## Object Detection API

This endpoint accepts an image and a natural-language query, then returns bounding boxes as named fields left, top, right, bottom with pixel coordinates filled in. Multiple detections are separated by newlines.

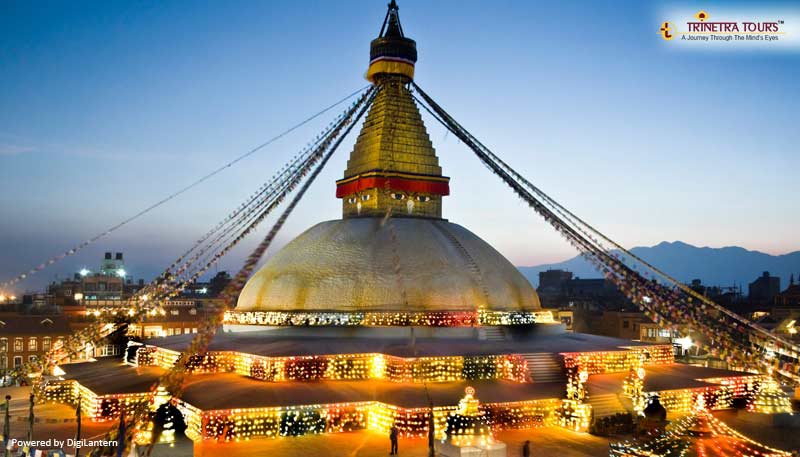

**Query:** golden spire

left=336, top=1, right=449, bottom=219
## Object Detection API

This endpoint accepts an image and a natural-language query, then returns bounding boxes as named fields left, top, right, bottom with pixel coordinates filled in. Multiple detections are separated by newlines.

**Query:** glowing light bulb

left=676, top=336, right=694, bottom=351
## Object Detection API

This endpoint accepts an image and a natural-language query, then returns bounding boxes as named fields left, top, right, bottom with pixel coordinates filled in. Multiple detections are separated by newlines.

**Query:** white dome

left=237, top=217, right=540, bottom=313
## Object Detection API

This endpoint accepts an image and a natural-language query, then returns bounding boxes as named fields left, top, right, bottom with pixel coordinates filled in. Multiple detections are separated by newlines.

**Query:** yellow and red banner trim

left=336, top=171, right=450, bottom=198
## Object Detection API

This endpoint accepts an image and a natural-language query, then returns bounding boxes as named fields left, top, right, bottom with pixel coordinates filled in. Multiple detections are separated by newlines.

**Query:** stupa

left=45, top=1, right=781, bottom=448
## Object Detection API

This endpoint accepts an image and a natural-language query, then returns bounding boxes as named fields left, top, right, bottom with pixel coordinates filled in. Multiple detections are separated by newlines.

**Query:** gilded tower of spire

left=336, top=0, right=450, bottom=219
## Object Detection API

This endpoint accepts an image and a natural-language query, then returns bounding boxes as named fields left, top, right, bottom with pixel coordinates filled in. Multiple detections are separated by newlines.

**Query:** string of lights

left=222, top=309, right=555, bottom=326
left=562, top=346, right=674, bottom=375
left=134, top=347, right=529, bottom=383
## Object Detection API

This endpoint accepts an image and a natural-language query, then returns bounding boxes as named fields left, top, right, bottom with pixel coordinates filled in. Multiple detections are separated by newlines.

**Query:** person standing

left=389, top=424, right=399, bottom=455
left=522, top=439, right=531, bottom=457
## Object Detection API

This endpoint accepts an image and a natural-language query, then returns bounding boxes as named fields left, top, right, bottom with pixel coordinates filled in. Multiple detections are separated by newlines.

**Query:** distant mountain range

left=517, top=241, right=800, bottom=291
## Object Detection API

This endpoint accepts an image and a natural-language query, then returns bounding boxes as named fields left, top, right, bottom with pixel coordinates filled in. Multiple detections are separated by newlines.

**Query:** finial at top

left=380, top=0, right=404, bottom=38
left=367, top=0, right=417, bottom=83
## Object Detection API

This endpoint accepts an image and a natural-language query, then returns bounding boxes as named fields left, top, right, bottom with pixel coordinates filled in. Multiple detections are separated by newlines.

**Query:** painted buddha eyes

left=390, top=193, right=430, bottom=202
left=351, top=193, right=429, bottom=203
left=348, top=195, right=371, bottom=204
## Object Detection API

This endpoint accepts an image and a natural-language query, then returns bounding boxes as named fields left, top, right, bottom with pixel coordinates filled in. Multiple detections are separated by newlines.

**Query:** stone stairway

left=478, top=326, right=507, bottom=341
left=433, top=221, right=490, bottom=299
left=520, top=352, right=566, bottom=383
left=587, top=393, right=632, bottom=418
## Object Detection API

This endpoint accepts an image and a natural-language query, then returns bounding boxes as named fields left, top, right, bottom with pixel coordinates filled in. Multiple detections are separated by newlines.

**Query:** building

left=550, top=308, right=574, bottom=331
left=126, top=303, right=212, bottom=339
left=47, top=3, right=780, bottom=449
left=639, top=323, right=678, bottom=344
left=0, top=314, right=71, bottom=374
left=748, top=271, right=780, bottom=305
left=44, top=250, right=228, bottom=342
left=536, top=269, right=628, bottom=311
left=774, top=275, right=800, bottom=307
left=99, top=251, right=126, bottom=276
left=46, top=252, right=135, bottom=309
left=597, top=310, right=650, bottom=341
left=537, top=269, right=573, bottom=295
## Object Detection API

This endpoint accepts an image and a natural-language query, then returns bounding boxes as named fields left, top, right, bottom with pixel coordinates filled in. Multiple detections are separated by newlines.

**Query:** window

left=192, top=328, right=198, bottom=334
left=42, top=337, right=51, bottom=351
left=189, top=309, right=197, bottom=315
left=13, top=356, right=22, bottom=368
left=360, top=194, right=371, bottom=201
left=28, top=337, right=37, bottom=351
left=391, top=193, right=405, bottom=200
left=0, top=356, right=6, bottom=369
left=622, top=320, right=629, bottom=328
left=28, top=355, right=37, bottom=363
left=416, top=195, right=431, bottom=202
left=99, top=345, right=119, bottom=357
left=347, top=197, right=357, bottom=204
left=14, top=338, right=23, bottom=352
left=0, top=338, right=6, bottom=353
left=170, top=309, right=180, bottom=316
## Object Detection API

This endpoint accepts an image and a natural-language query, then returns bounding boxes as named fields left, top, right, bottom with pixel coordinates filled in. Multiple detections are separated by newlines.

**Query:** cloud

left=0, top=144, right=35, bottom=156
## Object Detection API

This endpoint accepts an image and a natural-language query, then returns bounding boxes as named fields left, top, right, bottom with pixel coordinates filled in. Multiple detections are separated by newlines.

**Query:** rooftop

left=586, top=364, right=757, bottom=397
left=59, top=358, right=162, bottom=395
left=0, top=314, right=72, bottom=336
left=181, top=375, right=564, bottom=410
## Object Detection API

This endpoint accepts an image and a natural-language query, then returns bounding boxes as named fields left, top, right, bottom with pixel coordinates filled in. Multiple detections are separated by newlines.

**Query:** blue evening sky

left=1, top=1, right=798, bottom=292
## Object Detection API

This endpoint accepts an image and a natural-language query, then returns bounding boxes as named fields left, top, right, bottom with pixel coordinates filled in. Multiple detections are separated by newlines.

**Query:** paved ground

left=1, top=386, right=109, bottom=455
left=713, top=410, right=800, bottom=453
left=194, top=428, right=611, bottom=457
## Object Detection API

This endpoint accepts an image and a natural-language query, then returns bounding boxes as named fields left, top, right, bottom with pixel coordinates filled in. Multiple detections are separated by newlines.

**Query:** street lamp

left=27, top=393, right=34, bottom=447
left=3, top=394, right=10, bottom=457
left=75, top=393, right=82, bottom=457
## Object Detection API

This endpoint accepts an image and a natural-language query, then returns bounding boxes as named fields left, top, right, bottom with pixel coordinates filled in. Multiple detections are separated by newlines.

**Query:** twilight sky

left=1, top=1, right=798, bottom=293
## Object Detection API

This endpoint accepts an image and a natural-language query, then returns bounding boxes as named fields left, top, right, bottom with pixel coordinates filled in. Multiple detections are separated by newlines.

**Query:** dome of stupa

left=236, top=217, right=540, bottom=312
